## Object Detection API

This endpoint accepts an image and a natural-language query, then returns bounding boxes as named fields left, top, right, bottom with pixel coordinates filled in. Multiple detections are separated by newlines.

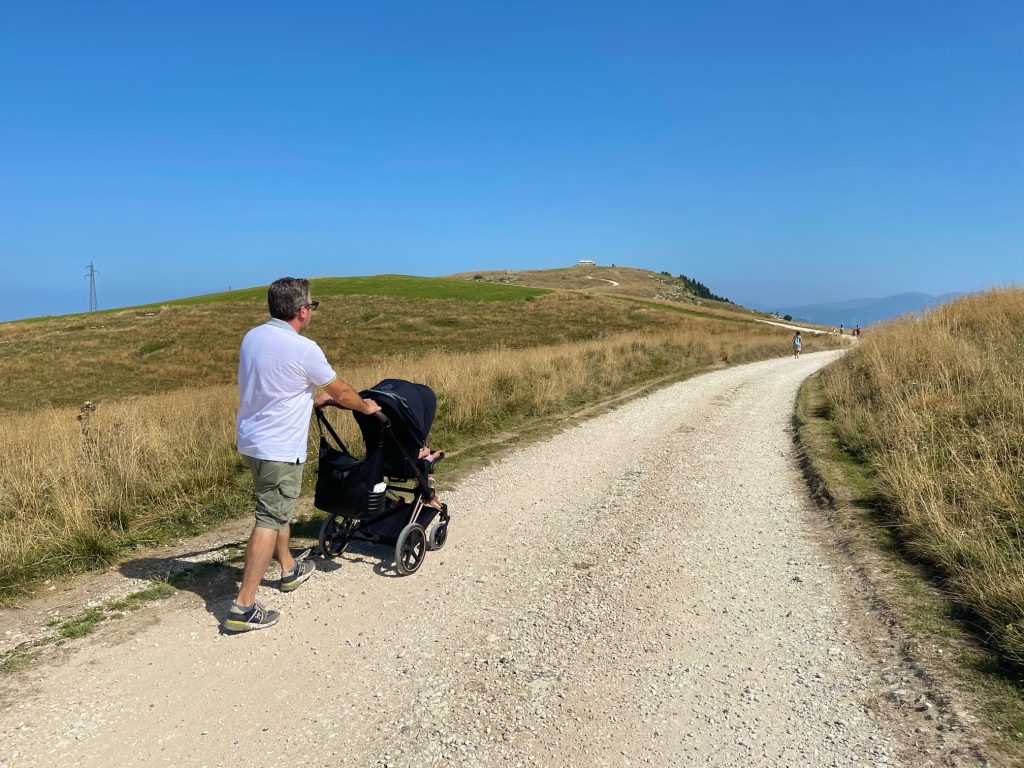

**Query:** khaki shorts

left=242, top=455, right=304, bottom=530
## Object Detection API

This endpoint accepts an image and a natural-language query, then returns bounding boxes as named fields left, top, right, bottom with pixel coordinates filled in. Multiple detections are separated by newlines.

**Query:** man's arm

left=315, top=377, right=380, bottom=415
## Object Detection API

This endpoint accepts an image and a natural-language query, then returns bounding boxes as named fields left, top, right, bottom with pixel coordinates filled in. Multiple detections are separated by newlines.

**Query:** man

left=224, top=277, right=380, bottom=632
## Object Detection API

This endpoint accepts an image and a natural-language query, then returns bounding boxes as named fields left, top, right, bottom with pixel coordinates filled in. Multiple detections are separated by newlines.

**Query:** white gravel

left=0, top=350, right=984, bottom=767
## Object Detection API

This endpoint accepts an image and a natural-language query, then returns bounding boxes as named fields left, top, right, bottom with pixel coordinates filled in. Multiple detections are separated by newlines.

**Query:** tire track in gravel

left=0, top=351, right=984, bottom=767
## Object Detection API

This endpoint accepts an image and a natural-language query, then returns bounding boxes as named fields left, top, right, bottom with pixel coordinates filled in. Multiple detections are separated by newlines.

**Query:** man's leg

left=235, top=525, right=277, bottom=607
left=277, top=519, right=317, bottom=593
left=236, top=457, right=313, bottom=600
left=234, top=455, right=295, bottom=606
left=275, top=524, right=296, bottom=574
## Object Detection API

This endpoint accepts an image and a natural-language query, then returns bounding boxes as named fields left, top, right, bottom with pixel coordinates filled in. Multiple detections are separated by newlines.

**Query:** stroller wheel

left=427, top=521, right=449, bottom=551
left=395, top=523, right=427, bottom=575
left=319, top=515, right=355, bottom=559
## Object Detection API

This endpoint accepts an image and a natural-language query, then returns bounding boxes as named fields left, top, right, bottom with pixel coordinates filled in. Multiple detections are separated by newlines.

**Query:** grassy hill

left=0, top=275, right=681, bottom=412
left=0, top=270, right=793, bottom=413
left=450, top=265, right=772, bottom=321
left=124, top=274, right=550, bottom=308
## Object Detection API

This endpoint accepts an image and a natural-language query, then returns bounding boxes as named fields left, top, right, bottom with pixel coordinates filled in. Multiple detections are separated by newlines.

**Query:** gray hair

left=267, top=277, right=310, bottom=320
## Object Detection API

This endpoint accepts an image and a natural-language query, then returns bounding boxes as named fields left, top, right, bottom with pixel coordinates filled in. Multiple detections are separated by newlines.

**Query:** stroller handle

left=373, top=410, right=391, bottom=427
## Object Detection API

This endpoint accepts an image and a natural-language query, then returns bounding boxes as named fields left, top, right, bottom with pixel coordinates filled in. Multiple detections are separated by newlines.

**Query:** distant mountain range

left=770, top=292, right=964, bottom=327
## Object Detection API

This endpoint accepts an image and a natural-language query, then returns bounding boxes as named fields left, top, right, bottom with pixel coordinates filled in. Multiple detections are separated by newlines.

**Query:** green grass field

left=145, top=275, right=550, bottom=307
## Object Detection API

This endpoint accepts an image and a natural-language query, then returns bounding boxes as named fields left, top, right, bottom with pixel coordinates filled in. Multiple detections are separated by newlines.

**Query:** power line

left=85, top=261, right=98, bottom=312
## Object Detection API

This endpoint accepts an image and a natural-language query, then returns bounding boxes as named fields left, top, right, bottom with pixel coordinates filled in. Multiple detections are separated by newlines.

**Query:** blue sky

left=1, top=1, right=1021, bottom=321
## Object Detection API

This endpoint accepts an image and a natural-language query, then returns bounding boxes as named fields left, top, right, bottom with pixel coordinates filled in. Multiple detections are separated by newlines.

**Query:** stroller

left=314, top=379, right=450, bottom=575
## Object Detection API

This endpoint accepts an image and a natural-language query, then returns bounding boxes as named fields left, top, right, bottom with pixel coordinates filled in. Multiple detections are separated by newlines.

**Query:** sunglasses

left=303, top=300, right=320, bottom=311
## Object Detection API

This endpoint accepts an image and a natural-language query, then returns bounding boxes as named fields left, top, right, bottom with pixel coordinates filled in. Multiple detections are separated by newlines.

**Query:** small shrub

left=139, top=340, right=173, bottom=355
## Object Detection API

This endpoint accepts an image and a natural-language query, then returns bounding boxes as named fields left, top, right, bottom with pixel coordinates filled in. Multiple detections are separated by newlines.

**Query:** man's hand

left=313, top=391, right=336, bottom=409
left=361, top=398, right=381, bottom=416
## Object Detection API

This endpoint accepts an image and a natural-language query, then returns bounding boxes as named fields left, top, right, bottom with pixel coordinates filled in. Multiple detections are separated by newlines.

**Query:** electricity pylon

left=85, top=261, right=98, bottom=312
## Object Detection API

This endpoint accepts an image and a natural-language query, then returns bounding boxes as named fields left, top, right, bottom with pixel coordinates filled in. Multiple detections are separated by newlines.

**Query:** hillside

left=450, top=265, right=773, bottom=323
left=817, top=288, right=1024, bottom=665
left=0, top=271, right=770, bottom=413
left=0, top=269, right=799, bottom=413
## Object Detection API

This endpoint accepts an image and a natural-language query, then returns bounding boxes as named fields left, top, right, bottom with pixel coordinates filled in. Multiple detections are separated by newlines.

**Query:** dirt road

left=0, top=351, right=982, bottom=767
left=753, top=318, right=832, bottom=335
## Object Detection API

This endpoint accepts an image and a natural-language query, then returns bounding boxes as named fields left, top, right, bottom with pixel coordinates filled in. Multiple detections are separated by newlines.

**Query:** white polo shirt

left=236, top=318, right=337, bottom=463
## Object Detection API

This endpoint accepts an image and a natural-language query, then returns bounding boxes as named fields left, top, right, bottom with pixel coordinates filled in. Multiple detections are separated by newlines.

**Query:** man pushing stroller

left=224, top=277, right=380, bottom=633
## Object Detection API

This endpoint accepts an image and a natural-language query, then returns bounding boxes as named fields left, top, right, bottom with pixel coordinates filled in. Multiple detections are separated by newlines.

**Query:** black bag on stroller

left=314, top=436, right=384, bottom=518
left=314, top=379, right=450, bottom=575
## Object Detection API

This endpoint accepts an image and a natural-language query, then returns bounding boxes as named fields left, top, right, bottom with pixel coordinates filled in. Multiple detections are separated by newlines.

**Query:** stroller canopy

left=354, top=380, right=437, bottom=475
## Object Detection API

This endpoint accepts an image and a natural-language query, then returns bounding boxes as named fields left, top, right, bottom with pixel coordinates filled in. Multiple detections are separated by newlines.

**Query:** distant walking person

left=793, top=331, right=802, bottom=358
left=855, top=324, right=862, bottom=338
left=224, top=277, right=381, bottom=633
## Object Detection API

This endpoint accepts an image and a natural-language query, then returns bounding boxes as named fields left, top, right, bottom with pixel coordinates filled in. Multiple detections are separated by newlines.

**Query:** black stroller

left=314, top=379, right=450, bottom=575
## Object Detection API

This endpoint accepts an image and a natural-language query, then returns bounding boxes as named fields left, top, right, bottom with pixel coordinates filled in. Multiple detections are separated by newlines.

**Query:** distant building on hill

left=576, top=259, right=596, bottom=266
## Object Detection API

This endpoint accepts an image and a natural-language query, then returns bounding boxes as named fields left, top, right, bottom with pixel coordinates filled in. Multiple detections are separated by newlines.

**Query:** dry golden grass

left=0, top=319, right=840, bottom=600
left=819, top=287, right=1024, bottom=663
left=0, top=388, right=244, bottom=595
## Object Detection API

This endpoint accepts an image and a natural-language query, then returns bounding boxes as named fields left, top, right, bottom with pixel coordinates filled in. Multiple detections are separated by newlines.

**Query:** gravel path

left=754, top=319, right=832, bottom=335
left=0, top=351, right=981, bottom=767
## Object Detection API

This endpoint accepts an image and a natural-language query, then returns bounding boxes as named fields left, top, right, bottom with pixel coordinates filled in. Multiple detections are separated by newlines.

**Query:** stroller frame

left=314, top=387, right=449, bottom=575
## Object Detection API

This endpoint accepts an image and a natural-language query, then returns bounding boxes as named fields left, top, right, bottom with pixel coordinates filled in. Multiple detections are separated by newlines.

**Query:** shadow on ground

left=117, top=536, right=401, bottom=626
